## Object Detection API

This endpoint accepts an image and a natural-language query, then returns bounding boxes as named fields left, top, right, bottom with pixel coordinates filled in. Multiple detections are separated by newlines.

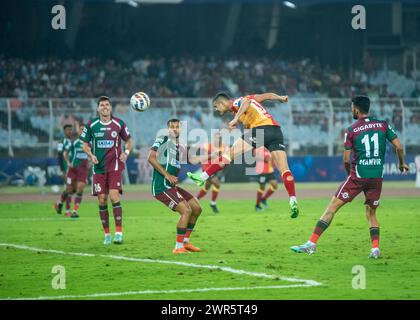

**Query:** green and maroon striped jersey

left=344, top=116, right=398, bottom=178
left=57, top=137, right=72, bottom=172
left=69, top=138, right=89, bottom=168
left=80, top=116, right=131, bottom=174
left=150, top=135, right=186, bottom=196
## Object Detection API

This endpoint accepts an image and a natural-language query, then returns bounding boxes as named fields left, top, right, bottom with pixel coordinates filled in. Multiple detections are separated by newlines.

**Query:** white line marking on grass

left=3, top=284, right=316, bottom=300
left=0, top=243, right=322, bottom=299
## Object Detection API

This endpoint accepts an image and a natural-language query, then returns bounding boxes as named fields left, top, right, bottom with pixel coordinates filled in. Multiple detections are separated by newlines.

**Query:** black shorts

left=242, top=125, right=286, bottom=152
left=258, top=172, right=277, bottom=185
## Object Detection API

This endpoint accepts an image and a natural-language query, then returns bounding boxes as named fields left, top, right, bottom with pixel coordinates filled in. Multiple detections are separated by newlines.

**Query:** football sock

left=201, top=155, right=231, bottom=179
left=176, top=228, right=187, bottom=249
left=256, top=188, right=264, bottom=206
left=309, top=219, right=330, bottom=244
left=282, top=170, right=296, bottom=198
left=197, top=187, right=208, bottom=199
left=59, top=191, right=68, bottom=204
left=262, top=185, right=276, bottom=201
left=112, top=202, right=122, bottom=233
left=211, top=186, right=219, bottom=202
left=73, top=192, right=83, bottom=212
left=370, top=227, right=380, bottom=249
left=65, top=193, right=73, bottom=212
left=184, top=223, right=195, bottom=243
left=99, top=205, right=110, bottom=234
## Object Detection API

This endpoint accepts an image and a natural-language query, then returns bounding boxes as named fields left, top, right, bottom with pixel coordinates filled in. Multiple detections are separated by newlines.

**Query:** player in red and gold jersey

left=254, top=147, right=278, bottom=211
left=187, top=92, right=299, bottom=218
left=196, top=133, right=228, bottom=213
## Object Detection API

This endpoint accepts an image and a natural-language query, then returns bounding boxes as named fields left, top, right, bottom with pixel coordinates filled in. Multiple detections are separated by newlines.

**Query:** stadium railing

left=0, top=97, right=419, bottom=157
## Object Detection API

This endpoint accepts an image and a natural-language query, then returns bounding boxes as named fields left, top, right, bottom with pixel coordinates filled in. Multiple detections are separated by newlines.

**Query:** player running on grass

left=254, top=146, right=278, bottom=212
left=62, top=124, right=90, bottom=218
left=80, top=96, right=133, bottom=245
left=54, top=124, right=74, bottom=215
left=196, top=132, right=229, bottom=214
left=148, top=119, right=204, bottom=254
left=187, top=92, right=299, bottom=218
left=291, top=95, right=409, bottom=258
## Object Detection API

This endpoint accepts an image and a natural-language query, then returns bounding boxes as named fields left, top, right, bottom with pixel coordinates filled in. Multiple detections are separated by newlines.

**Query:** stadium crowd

left=0, top=56, right=409, bottom=99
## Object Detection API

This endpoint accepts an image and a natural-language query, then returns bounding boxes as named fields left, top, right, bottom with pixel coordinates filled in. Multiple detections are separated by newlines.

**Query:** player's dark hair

left=97, top=95, right=111, bottom=106
left=63, top=124, right=72, bottom=130
left=212, top=92, right=231, bottom=103
left=167, top=118, right=180, bottom=126
left=352, top=95, right=370, bottom=114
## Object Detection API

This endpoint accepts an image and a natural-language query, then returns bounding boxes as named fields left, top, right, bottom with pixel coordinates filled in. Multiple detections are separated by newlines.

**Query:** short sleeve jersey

left=57, top=137, right=72, bottom=172
left=230, top=95, right=280, bottom=129
left=344, top=116, right=397, bottom=178
left=150, top=135, right=186, bottom=196
left=79, top=116, right=131, bottom=174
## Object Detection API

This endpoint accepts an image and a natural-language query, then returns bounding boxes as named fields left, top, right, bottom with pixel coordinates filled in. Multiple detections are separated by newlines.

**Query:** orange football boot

left=184, top=243, right=201, bottom=252
left=172, top=247, right=190, bottom=254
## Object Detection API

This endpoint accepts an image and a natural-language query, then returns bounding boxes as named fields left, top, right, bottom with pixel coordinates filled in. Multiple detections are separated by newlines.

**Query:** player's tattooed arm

left=253, top=93, right=288, bottom=103
left=343, top=149, right=351, bottom=175
left=148, top=150, right=178, bottom=185
left=390, top=138, right=409, bottom=173
left=82, top=142, right=99, bottom=164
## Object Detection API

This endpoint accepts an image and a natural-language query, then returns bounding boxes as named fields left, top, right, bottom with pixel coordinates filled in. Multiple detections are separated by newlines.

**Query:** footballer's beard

left=100, top=109, right=111, bottom=119
left=352, top=111, right=358, bottom=120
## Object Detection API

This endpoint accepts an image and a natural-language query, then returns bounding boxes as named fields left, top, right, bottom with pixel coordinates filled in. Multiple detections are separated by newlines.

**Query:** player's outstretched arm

left=391, top=138, right=409, bottom=173
left=148, top=150, right=178, bottom=185
left=253, top=93, right=288, bottom=103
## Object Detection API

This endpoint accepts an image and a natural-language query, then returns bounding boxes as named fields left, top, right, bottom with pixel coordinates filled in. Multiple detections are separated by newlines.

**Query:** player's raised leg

left=188, top=138, right=253, bottom=186
left=270, top=150, right=299, bottom=218
left=291, top=196, right=345, bottom=254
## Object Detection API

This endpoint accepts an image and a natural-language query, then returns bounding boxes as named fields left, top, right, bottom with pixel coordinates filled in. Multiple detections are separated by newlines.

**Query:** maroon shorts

left=92, top=170, right=123, bottom=196
left=154, top=187, right=194, bottom=211
left=67, top=166, right=89, bottom=185
left=335, top=175, right=383, bottom=209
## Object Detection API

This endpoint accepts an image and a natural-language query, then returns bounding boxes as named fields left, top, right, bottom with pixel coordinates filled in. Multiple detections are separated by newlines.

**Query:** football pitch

left=0, top=182, right=419, bottom=300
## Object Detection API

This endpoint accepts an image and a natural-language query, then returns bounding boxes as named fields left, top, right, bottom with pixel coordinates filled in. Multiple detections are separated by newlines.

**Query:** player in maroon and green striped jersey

left=80, top=96, right=133, bottom=245
left=291, top=95, right=409, bottom=258
left=54, top=124, right=74, bottom=215
left=64, top=124, right=90, bottom=219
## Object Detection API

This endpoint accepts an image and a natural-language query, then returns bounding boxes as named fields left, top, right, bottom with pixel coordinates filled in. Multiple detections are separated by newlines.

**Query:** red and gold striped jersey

left=230, top=95, right=279, bottom=129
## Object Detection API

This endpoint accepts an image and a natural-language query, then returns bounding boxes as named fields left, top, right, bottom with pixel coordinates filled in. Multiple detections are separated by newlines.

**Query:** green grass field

left=0, top=188, right=419, bottom=300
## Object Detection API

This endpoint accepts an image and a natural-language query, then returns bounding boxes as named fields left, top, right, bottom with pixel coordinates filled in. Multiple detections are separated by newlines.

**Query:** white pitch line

left=0, top=243, right=322, bottom=299
left=3, top=284, right=316, bottom=300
